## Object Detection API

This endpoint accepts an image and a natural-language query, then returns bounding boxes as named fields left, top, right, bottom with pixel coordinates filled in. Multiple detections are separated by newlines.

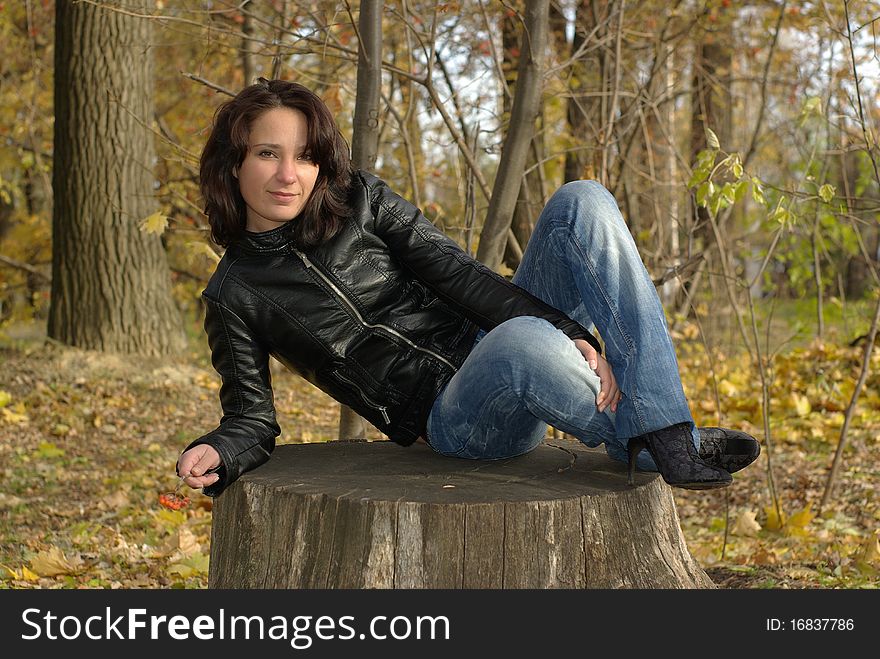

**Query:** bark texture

left=477, top=0, right=550, bottom=271
left=209, top=439, right=714, bottom=589
left=339, top=0, right=384, bottom=440
left=50, top=0, right=185, bottom=356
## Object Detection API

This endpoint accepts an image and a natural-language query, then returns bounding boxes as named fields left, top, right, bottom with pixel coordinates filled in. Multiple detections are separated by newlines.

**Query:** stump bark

left=208, top=439, right=714, bottom=589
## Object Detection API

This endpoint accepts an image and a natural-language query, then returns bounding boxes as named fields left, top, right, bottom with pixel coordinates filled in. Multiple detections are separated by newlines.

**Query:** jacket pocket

left=330, top=369, right=394, bottom=426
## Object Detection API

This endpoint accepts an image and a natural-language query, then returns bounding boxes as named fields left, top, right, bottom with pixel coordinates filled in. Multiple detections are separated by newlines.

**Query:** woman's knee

left=482, top=317, right=574, bottom=365
left=553, top=179, right=613, bottom=207
left=480, top=317, right=593, bottom=393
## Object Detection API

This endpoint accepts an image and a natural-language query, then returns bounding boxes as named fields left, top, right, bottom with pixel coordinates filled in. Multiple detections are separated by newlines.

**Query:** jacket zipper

left=334, top=371, right=391, bottom=425
left=294, top=248, right=457, bottom=370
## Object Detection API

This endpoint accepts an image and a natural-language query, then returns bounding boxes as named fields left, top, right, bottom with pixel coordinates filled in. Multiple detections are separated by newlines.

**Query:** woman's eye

left=298, top=153, right=313, bottom=162
left=257, top=150, right=276, bottom=158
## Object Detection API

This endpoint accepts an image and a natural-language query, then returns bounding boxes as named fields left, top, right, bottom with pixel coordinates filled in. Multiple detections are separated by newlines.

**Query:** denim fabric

left=426, top=180, right=700, bottom=471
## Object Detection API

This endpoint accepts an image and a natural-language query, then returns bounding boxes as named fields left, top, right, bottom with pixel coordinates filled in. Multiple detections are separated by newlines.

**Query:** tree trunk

left=209, top=440, right=714, bottom=589
left=339, top=0, right=384, bottom=439
left=50, top=0, right=185, bottom=356
left=477, top=0, right=550, bottom=272
left=564, top=0, right=608, bottom=184
left=503, top=3, right=545, bottom=273
left=241, top=0, right=258, bottom=85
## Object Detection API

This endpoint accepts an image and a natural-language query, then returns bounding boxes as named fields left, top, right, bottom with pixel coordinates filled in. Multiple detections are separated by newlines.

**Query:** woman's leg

left=426, top=316, right=616, bottom=459
left=510, top=180, right=699, bottom=469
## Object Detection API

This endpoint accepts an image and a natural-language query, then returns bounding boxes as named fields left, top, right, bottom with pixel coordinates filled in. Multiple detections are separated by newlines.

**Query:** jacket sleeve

left=182, top=295, right=280, bottom=497
left=369, top=176, right=603, bottom=354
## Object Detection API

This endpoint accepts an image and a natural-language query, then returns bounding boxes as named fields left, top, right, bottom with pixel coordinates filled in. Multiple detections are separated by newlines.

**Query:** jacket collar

left=235, top=221, right=295, bottom=254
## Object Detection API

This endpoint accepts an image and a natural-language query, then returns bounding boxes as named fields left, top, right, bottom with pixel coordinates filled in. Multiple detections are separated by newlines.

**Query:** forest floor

left=0, top=306, right=878, bottom=590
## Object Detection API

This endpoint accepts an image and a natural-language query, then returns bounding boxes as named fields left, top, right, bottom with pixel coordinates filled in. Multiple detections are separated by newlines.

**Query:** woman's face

left=235, top=107, right=320, bottom=233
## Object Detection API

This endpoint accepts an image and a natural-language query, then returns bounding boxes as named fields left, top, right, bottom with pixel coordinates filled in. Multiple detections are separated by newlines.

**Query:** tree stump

left=208, top=439, right=714, bottom=589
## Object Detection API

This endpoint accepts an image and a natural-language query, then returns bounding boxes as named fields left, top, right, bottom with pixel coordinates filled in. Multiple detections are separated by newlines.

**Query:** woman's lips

left=270, top=191, right=298, bottom=202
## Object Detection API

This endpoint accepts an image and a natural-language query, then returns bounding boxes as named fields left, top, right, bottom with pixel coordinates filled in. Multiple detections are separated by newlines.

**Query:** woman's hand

left=573, top=339, right=622, bottom=413
left=177, top=444, right=222, bottom=489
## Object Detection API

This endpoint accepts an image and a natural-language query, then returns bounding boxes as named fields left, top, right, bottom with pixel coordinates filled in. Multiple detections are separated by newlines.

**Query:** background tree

left=49, top=0, right=185, bottom=356
left=338, top=0, right=383, bottom=439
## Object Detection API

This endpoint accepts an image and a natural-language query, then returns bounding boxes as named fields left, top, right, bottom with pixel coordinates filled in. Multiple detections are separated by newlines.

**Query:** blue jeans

left=426, top=180, right=700, bottom=471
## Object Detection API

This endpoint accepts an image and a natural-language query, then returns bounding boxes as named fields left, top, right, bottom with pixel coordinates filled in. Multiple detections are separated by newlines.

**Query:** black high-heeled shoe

left=697, top=427, right=760, bottom=474
left=627, top=422, right=732, bottom=490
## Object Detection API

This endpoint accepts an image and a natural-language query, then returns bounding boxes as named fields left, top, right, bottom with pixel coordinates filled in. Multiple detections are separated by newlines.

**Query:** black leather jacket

left=186, top=170, right=600, bottom=496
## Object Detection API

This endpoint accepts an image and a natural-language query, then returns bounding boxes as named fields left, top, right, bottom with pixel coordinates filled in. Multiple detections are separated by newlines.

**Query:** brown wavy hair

left=199, top=78, right=352, bottom=248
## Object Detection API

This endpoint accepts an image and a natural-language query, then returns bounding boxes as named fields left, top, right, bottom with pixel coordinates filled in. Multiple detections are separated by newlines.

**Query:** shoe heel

left=627, top=436, right=647, bottom=486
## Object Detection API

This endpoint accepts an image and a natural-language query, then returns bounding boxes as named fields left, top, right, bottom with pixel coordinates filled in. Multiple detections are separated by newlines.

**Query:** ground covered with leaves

left=0, top=319, right=878, bottom=589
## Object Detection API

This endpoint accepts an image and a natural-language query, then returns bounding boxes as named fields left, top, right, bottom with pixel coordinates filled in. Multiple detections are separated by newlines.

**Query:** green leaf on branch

left=770, top=205, right=792, bottom=227
left=751, top=178, right=766, bottom=205
left=798, top=96, right=822, bottom=127
left=720, top=182, right=736, bottom=205
left=696, top=181, right=711, bottom=206
left=818, top=184, right=835, bottom=203
left=732, top=159, right=744, bottom=179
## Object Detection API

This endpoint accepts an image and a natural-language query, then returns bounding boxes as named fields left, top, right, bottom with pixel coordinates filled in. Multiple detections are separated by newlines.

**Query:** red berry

left=159, top=492, right=190, bottom=510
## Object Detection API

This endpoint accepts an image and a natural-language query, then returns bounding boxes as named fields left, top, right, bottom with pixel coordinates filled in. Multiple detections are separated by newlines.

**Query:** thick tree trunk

left=209, top=440, right=714, bottom=589
left=339, top=0, right=384, bottom=440
left=477, top=0, right=550, bottom=272
left=50, top=0, right=185, bottom=356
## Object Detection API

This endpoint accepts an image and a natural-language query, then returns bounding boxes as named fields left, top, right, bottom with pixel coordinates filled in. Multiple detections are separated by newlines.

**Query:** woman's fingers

left=177, top=445, right=222, bottom=490
left=596, top=356, right=621, bottom=413
left=573, top=340, right=621, bottom=414
left=183, top=472, right=220, bottom=489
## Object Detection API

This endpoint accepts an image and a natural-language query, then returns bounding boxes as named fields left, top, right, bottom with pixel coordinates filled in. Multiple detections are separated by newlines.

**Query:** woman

left=177, top=78, right=759, bottom=496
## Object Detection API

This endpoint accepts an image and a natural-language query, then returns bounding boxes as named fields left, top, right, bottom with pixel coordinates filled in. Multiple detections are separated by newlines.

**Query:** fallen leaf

left=764, top=505, right=787, bottom=531
left=103, top=490, right=130, bottom=509
left=177, top=527, right=201, bottom=555
left=30, top=546, right=78, bottom=577
left=21, top=565, right=40, bottom=582
left=732, top=509, right=761, bottom=537
left=785, top=504, right=815, bottom=537
left=749, top=546, right=777, bottom=565
left=168, top=551, right=209, bottom=578
left=1, top=564, right=19, bottom=580
left=791, top=392, right=811, bottom=417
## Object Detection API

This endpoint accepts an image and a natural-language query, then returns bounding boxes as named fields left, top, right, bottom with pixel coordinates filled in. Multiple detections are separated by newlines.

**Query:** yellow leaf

left=1, top=564, right=20, bottom=580
left=791, top=392, right=811, bottom=417
left=732, top=509, right=761, bottom=537
left=21, top=566, right=40, bottom=582
left=1, top=405, right=29, bottom=425
left=0, top=390, right=11, bottom=408
left=30, top=547, right=76, bottom=577
left=168, top=551, right=209, bottom=578
left=764, top=505, right=787, bottom=531
left=186, top=241, right=220, bottom=264
left=785, top=504, right=815, bottom=537
left=139, top=211, right=168, bottom=235
left=718, top=380, right=738, bottom=397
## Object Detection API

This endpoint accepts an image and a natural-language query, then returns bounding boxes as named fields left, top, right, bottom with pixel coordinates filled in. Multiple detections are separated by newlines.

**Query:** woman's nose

left=276, top=159, right=298, bottom=184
